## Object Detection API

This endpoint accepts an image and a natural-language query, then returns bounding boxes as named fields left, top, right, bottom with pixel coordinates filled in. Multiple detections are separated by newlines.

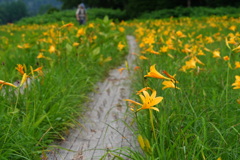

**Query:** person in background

left=76, top=3, right=87, bottom=25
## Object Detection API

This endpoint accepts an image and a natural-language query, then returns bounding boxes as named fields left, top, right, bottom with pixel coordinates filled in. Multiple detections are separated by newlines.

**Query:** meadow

left=0, top=17, right=127, bottom=159
left=0, top=10, right=240, bottom=160
left=122, top=16, right=240, bottom=159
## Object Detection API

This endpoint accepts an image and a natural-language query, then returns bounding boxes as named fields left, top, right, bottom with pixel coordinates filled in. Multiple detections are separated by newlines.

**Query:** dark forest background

left=0, top=0, right=240, bottom=24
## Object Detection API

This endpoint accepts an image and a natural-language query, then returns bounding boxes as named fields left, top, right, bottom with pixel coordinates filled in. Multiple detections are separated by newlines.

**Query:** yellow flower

left=88, top=23, right=94, bottom=28
left=185, top=58, right=197, bottom=69
left=196, top=34, right=202, bottom=39
left=223, top=56, right=230, bottom=61
left=137, top=135, right=145, bottom=151
left=137, top=135, right=152, bottom=155
left=142, top=36, right=155, bottom=45
left=235, top=61, right=240, bottom=69
left=232, top=75, right=240, bottom=89
left=176, top=30, right=186, bottom=38
left=162, top=70, right=178, bottom=82
left=139, top=55, right=148, bottom=60
left=232, top=45, right=240, bottom=51
left=37, top=53, right=51, bottom=60
left=118, top=68, right=125, bottom=74
left=125, top=88, right=163, bottom=112
left=136, top=87, right=153, bottom=95
left=76, top=28, right=85, bottom=37
left=229, top=25, right=236, bottom=31
left=193, top=56, right=205, bottom=65
left=17, top=43, right=30, bottom=49
left=205, top=37, right=214, bottom=43
left=144, top=64, right=170, bottom=80
left=20, top=73, right=28, bottom=87
left=162, top=80, right=180, bottom=90
left=118, top=27, right=125, bottom=32
left=16, top=64, right=25, bottom=75
left=33, top=66, right=43, bottom=72
left=60, top=23, right=74, bottom=29
left=212, top=50, right=221, bottom=58
left=49, top=45, right=56, bottom=53
left=73, top=42, right=80, bottom=47
left=37, top=53, right=45, bottom=59
left=33, top=66, right=44, bottom=77
left=160, top=46, right=168, bottom=53
left=197, top=49, right=205, bottom=55
left=118, top=41, right=125, bottom=51
left=0, top=80, right=17, bottom=89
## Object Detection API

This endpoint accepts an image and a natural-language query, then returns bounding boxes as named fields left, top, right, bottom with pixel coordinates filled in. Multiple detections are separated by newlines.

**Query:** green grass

left=122, top=16, right=240, bottom=159
left=0, top=17, right=128, bottom=159
left=1, top=8, right=240, bottom=160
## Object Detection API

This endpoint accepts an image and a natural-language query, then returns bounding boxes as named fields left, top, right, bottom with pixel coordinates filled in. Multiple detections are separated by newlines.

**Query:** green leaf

left=66, top=43, right=73, bottom=55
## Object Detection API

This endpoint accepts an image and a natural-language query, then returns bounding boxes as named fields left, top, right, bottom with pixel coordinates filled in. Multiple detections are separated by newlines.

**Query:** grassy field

left=122, top=16, right=240, bottom=159
left=0, top=10, right=240, bottom=159
left=0, top=17, right=128, bottom=159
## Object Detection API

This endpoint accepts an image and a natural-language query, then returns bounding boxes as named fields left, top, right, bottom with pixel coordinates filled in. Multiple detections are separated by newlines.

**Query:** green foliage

left=16, top=8, right=126, bottom=25
left=0, top=1, right=28, bottom=24
left=0, top=17, right=128, bottom=159
left=58, top=0, right=126, bottom=9
left=124, top=16, right=240, bottom=159
left=139, top=6, right=240, bottom=19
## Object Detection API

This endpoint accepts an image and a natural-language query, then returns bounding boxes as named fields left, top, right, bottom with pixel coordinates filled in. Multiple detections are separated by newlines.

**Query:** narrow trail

left=47, top=35, right=139, bottom=160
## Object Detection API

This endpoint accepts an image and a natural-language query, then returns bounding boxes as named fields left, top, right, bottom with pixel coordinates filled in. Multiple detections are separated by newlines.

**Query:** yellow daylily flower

left=0, top=80, right=17, bottom=89
left=235, top=61, right=240, bottom=69
left=137, top=135, right=152, bottom=155
left=60, top=23, right=74, bottom=29
left=144, top=64, right=170, bottom=80
left=88, top=23, right=94, bottom=28
left=162, top=80, right=180, bottom=90
left=37, top=53, right=51, bottom=60
left=212, top=50, right=221, bottom=58
left=160, top=46, right=168, bottom=53
left=223, top=56, right=230, bottom=61
left=76, top=28, right=85, bottom=37
left=139, top=55, right=148, bottom=60
left=136, top=87, right=153, bottom=95
left=37, top=53, right=45, bottom=59
left=49, top=45, right=56, bottom=53
left=16, top=64, right=25, bottom=75
left=73, top=42, right=80, bottom=47
left=118, top=41, right=125, bottom=51
left=17, top=43, right=30, bottom=49
left=118, top=27, right=125, bottom=32
left=229, top=25, right=236, bottom=31
left=125, top=88, right=163, bottom=112
left=176, top=30, right=186, bottom=38
left=118, top=67, right=125, bottom=74
left=162, top=70, right=178, bottom=82
left=20, top=73, right=28, bottom=87
left=232, top=75, right=240, bottom=89
left=232, top=45, right=240, bottom=51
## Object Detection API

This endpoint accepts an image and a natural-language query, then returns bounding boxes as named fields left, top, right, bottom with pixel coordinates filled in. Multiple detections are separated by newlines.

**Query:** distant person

left=76, top=3, right=87, bottom=25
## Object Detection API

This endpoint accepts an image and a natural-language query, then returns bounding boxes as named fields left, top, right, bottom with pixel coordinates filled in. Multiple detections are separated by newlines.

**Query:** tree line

left=1, top=0, right=239, bottom=24
left=0, top=1, right=28, bottom=24
left=59, top=0, right=240, bottom=18
left=0, top=0, right=61, bottom=24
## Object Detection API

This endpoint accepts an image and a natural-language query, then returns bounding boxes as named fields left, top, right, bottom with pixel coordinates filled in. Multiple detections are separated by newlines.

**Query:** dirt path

left=47, top=35, right=138, bottom=160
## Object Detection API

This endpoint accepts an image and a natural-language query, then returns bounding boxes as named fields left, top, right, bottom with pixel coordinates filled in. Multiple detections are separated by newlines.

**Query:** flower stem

left=149, top=109, right=157, bottom=141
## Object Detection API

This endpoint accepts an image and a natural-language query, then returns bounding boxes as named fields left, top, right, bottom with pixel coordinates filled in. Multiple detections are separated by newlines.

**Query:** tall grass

left=0, top=17, right=128, bottom=159
left=123, top=16, right=240, bottom=159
